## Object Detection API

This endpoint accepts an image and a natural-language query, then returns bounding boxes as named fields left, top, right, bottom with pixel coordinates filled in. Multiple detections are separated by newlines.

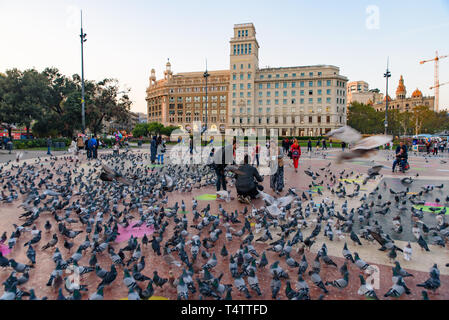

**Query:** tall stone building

left=373, top=75, right=435, bottom=112
left=146, top=23, right=348, bottom=136
left=346, top=80, right=383, bottom=106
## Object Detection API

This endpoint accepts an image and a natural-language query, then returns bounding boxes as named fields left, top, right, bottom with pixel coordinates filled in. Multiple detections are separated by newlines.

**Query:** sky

left=1, top=0, right=449, bottom=113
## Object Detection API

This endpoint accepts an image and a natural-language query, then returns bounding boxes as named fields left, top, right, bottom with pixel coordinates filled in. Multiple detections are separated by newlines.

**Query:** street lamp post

left=80, top=11, right=87, bottom=134
left=203, top=63, right=210, bottom=134
left=384, top=58, right=391, bottom=136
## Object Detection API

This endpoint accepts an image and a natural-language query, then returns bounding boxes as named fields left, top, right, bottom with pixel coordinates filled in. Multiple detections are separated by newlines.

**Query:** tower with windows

left=229, top=23, right=259, bottom=129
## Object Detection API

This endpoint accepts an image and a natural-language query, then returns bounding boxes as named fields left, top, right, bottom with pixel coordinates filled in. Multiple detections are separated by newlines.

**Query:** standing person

left=150, top=136, right=157, bottom=164
left=76, top=136, right=84, bottom=155
left=307, top=139, right=312, bottom=153
left=329, top=138, right=333, bottom=149
left=113, top=142, right=119, bottom=156
left=156, top=138, right=166, bottom=164
left=322, top=139, right=327, bottom=150
left=342, top=141, right=346, bottom=152
left=47, top=137, right=52, bottom=156
left=290, top=139, right=301, bottom=173
left=89, top=135, right=98, bottom=159
left=426, top=140, right=430, bottom=154
left=270, top=140, right=284, bottom=194
left=6, top=137, right=13, bottom=154
left=433, top=140, right=438, bottom=156
left=86, top=136, right=92, bottom=159
left=213, top=146, right=227, bottom=193
left=316, top=139, right=321, bottom=151
left=254, top=142, right=261, bottom=167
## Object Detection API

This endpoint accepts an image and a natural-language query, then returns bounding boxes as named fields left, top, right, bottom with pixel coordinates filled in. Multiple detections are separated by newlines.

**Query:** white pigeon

left=216, top=190, right=231, bottom=202
left=403, top=242, right=412, bottom=261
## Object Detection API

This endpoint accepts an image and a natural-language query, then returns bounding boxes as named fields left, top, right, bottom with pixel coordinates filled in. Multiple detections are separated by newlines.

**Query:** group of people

left=212, top=139, right=303, bottom=204
left=1, top=136, right=13, bottom=154
left=150, top=135, right=166, bottom=164
left=70, top=135, right=100, bottom=159
left=425, top=139, right=448, bottom=155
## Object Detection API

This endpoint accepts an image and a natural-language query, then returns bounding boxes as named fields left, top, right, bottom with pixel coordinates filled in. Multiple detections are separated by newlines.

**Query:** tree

left=411, top=105, right=432, bottom=135
left=161, top=125, right=179, bottom=136
left=132, top=123, right=148, bottom=138
left=147, top=122, right=164, bottom=135
left=347, top=102, right=383, bottom=134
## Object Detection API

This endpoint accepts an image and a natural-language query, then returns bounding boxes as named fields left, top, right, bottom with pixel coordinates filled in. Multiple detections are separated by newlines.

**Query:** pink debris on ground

left=0, top=244, right=11, bottom=256
left=115, top=221, right=155, bottom=243
left=425, top=202, right=444, bottom=207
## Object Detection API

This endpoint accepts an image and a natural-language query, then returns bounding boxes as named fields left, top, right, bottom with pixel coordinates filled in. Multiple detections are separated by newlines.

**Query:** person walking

left=150, top=136, right=157, bottom=164
left=316, top=139, right=321, bottom=151
left=433, top=140, right=438, bottom=156
left=342, top=141, right=346, bottom=152
left=307, top=139, right=312, bottom=153
left=270, top=140, right=284, bottom=194
left=290, top=139, right=301, bottom=173
left=322, top=139, right=327, bottom=150
left=6, top=137, right=13, bottom=154
left=89, top=136, right=98, bottom=159
left=46, top=137, right=52, bottom=156
left=329, top=138, right=333, bottom=149
left=253, top=143, right=261, bottom=167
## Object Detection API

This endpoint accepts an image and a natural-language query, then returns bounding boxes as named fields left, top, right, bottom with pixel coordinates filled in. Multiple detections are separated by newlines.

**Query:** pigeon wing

left=353, top=135, right=392, bottom=151
left=326, top=126, right=362, bottom=144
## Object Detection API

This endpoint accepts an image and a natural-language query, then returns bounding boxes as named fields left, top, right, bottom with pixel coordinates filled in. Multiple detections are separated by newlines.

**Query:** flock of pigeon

left=0, top=128, right=448, bottom=300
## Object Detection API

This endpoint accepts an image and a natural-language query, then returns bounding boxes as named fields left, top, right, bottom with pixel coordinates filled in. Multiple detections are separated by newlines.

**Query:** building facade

left=373, top=75, right=435, bottom=112
left=146, top=23, right=348, bottom=136
left=347, top=80, right=383, bottom=106
left=146, top=62, right=229, bottom=132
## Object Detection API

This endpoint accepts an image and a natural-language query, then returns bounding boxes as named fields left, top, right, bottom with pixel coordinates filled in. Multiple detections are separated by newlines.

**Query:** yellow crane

left=420, top=51, right=448, bottom=112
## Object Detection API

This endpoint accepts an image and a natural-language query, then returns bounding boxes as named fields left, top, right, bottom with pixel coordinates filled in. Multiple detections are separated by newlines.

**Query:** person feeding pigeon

left=392, top=141, right=408, bottom=173
left=235, top=154, right=264, bottom=204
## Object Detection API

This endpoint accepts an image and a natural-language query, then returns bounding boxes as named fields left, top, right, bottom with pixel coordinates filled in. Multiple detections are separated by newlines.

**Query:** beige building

left=146, top=23, right=348, bottom=136
left=347, top=81, right=383, bottom=106
left=146, top=62, right=229, bottom=132
left=373, top=75, right=435, bottom=112
left=229, top=23, right=348, bottom=136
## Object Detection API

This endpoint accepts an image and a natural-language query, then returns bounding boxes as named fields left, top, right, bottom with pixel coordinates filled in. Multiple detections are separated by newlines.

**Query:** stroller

left=395, top=158, right=410, bottom=173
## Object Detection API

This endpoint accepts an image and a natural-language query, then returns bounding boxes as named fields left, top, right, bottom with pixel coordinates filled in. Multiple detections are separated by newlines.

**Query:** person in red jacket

left=290, top=139, right=301, bottom=173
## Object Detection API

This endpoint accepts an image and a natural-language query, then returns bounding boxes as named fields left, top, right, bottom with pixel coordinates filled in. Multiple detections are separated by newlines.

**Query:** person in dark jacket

left=235, top=154, right=264, bottom=204
left=393, top=141, right=408, bottom=173
left=47, top=137, right=52, bottom=155
left=150, top=136, right=157, bottom=164
left=307, top=139, right=312, bottom=153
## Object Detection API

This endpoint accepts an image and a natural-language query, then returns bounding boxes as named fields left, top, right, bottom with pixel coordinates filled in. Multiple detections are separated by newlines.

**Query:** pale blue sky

left=1, top=0, right=448, bottom=113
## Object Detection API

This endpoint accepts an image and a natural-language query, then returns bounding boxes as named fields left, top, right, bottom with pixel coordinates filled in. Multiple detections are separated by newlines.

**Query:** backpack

left=292, top=149, right=300, bottom=158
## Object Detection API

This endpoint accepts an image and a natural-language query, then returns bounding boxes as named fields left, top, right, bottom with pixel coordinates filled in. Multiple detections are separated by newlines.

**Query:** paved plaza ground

left=1, top=145, right=449, bottom=300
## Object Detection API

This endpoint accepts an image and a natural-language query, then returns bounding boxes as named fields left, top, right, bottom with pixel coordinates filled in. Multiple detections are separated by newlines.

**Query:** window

left=283, top=83, right=287, bottom=88
left=300, top=90, right=304, bottom=96
left=258, top=100, right=262, bottom=105
left=240, top=107, right=243, bottom=113
left=233, top=74, right=236, bottom=80
left=300, top=81, right=305, bottom=88
left=309, top=116, right=312, bottom=123
left=292, top=73, right=296, bottom=77
left=260, top=75, right=264, bottom=79
left=240, top=92, right=243, bottom=98
left=232, top=108, right=236, bottom=114
left=301, top=73, right=305, bottom=77
left=309, top=90, right=313, bottom=95
left=247, top=83, right=251, bottom=89
left=267, top=91, right=271, bottom=97
left=284, top=74, right=288, bottom=78
left=318, top=72, right=322, bottom=76
left=247, top=92, right=251, bottom=97
left=247, top=100, right=251, bottom=105
left=238, top=30, right=241, bottom=37
left=309, top=72, right=313, bottom=77
left=240, top=74, right=244, bottom=80
left=232, top=84, right=236, bottom=90
left=292, top=90, right=296, bottom=96
left=240, top=84, right=244, bottom=90
left=326, top=97, right=331, bottom=103
left=247, top=108, right=251, bottom=113
left=292, top=82, right=296, bottom=88
left=318, top=89, right=322, bottom=95
left=233, top=45, right=236, bottom=55
left=292, top=99, right=296, bottom=104
left=317, top=98, right=322, bottom=103
left=309, top=81, right=313, bottom=87
left=241, top=64, right=244, bottom=69
left=232, top=92, right=236, bottom=98
left=244, top=44, right=248, bottom=54
left=248, top=44, right=252, bottom=54
left=300, top=98, right=304, bottom=104
left=268, top=74, right=272, bottom=79
left=248, top=64, right=251, bottom=69
left=267, top=99, right=271, bottom=105
left=267, top=107, right=271, bottom=113
left=245, top=29, right=248, bottom=36
left=327, top=116, right=330, bottom=123
left=275, top=91, right=279, bottom=97
left=317, top=80, right=322, bottom=87
left=232, top=100, right=236, bottom=106
left=283, top=99, right=287, bottom=105
left=233, top=64, right=236, bottom=70
left=248, top=73, right=251, bottom=80
left=327, top=80, right=331, bottom=86
left=275, top=83, right=279, bottom=89
left=275, top=99, right=279, bottom=105
left=309, top=98, right=313, bottom=103
left=258, top=92, right=262, bottom=97
left=267, top=83, right=271, bottom=89
left=276, top=74, right=280, bottom=78
left=326, top=89, right=331, bottom=95
left=258, top=83, right=263, bottom=89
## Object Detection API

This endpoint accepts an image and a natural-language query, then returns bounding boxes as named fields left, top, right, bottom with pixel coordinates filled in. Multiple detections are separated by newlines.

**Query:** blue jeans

left=47, top=146, right=51, bottom=155
left=157, top=154, right=164, bottom=164
left=87, top=148, right=92, bottom=159
left=393, top=158, right=406, bottom=172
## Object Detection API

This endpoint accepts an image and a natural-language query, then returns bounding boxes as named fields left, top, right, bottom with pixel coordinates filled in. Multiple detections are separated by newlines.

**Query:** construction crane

left=420, top=51, right=448, bottom=112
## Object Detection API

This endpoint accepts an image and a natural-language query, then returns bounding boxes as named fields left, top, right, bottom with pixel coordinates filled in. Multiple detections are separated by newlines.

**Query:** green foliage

left=131, top=122, right=179, bottom=138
